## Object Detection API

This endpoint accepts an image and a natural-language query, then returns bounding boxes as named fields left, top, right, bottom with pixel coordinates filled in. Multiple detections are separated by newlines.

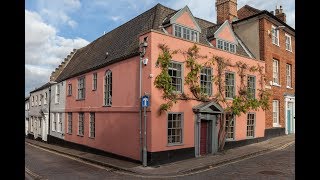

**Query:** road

left=25, top=143, right=294, bottom=179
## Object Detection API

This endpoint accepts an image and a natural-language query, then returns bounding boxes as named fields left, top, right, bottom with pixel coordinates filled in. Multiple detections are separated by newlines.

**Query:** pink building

left=56, top=3, right=266, bottom=165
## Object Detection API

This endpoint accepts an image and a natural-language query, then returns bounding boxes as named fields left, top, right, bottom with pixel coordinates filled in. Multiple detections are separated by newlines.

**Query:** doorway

left=286, top=102, right=294, bottom=134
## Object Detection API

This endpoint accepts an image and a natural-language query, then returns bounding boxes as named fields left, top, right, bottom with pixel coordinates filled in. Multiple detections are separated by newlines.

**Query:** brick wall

left=259, top=18, right=295, bottom=129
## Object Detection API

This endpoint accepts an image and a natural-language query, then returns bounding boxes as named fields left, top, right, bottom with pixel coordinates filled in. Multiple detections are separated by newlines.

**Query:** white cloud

left=110, top=16, right=122, bottom=21
left=170, top=0, right=295, bottom=28
left=25, top=9, right=89, bottom=96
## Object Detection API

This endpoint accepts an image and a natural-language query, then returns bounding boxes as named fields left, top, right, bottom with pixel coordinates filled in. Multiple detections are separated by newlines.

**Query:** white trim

left=170, top=6, right=202, bottom=32
left=285, top=33, right=292, bottom=52
left=272, top=100, right=280, bottom=127
left=271, top=25, right=280, bottom=46
left=284, top=95, right=295, bottom=134
left=214, top=20, right=238, bottom=45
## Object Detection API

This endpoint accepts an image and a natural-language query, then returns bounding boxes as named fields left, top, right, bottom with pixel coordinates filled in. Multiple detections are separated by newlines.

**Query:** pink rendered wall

left=175, top=12, right=197, bottom=30
left=147, top=31, right=265, bottom=152
left=215, top=24, right=237, bottom=43
left=64, top=56, right=141, bottom=160
left=165, top=26, right=173, bottom=35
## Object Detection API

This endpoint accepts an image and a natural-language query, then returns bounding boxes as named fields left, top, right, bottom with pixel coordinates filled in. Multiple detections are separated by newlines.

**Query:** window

left=225, top=72, right=235, bottom=98
left=67, top=113, right=72, bottom=134
left=168, top=113, right=183, bottom=144
left=32, top=96, right=34, bottom=106
left=217, top=39, right=223, bottom=49
left=78, top=113, right=84, bottom=136
left=55, top=84, right=60, bottom=103
left=35, top=95, right=38, bottom=106
left=286, top=64, right=292, bottom=88
left=68, top=84, right=72, bottom=96
left=59, top=113, right=63, bottom=132
left=93, top=73, right=97, bottom=91
left=285, top=34, right=292, bottom=51
left=225, top=113, right=235, bottom=140
left=168, top=62, right=182, bottom=92
left=174, top=24, right=198, bottom=42
left=52, top=113, right=56, bottom=131
left=271, top=25, right=279, bottom=46
left=200, top=67, right=212, bottom=95
left=104, top=70, right=112, bottom=106
left=273, top=100, right=279, bottom=127
left=247, top=113, right=255, bottom=138
left=89, top=113, right=95, bottom=138
left=44, top=92, right=47, bottom=104
left=78, top=77, right=85, bottom=99
left=217, top=39, right=236, bottom=53
left=247, top=76, right=256, bottom=99
left=39, top=94, right=42, bottom=106
left=273, top=59, right=279, bottom=85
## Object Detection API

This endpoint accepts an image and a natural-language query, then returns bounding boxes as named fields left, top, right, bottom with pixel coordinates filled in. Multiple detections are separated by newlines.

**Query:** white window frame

left=52, top=113, right=56, bottom=131
left=35, top=95, right=38, bottom=106
left=78, top=77, right=86, bottom=100
left=78, top=112, right=84, bottom=136
left=246, top=113, right=255, bottom=138
left=271, top=25, right=279, bottom=46
left=247, top=75, right=256, bottom=99
left=225, top=72, right=235, bottom=99
left=39, top=94, right=42, bottom=106
left=285, top=33, right=292, bottom=52
left=104, top=70, right=112, bottom=106
left=174, top=24, right=199, bottom=42
left=216, top=39, right=236, bottom=53
left=44, top=92, right=47, bottom=104
left=225, top=113, right=235, bottom=140
left=89, top=112, right=95, bottom=138
left=68, top=84, right=72, bottom=96
left=273, top=100, right=280, bottom=127
left=32, top=96, right=34, bottom=106
left=59, top=113, right=63, bottom=133
left=167, top=112, right=183, bottom=145
left=273, top=59, right=280, bottom=86
left=55, top=84, right=60, bottom=103
left=286, top=64, right=292, bottom=88
left=168, top=61, right=183, bottom=93
left=67, top=113, right=72, bottom=134
left=200, top=67, right=212, bottom=96
left=93, top=73, right=97, bottom=91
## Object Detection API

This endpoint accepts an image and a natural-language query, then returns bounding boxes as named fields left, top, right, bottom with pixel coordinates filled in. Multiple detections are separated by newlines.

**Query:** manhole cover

left=258, top=170, right=284, bottom=175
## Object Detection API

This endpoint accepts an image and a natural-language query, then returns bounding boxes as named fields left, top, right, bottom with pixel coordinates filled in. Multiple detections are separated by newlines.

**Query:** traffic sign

left=141, top=95, right=149, bottom=107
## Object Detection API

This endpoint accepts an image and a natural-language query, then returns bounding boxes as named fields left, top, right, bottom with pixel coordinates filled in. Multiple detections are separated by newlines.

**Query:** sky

left=25, top=0, right=295, bottom=97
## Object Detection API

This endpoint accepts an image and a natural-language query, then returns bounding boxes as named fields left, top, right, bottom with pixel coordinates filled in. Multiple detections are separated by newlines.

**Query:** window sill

left=272, top=42, right=280, bottom=47
left=286, top=86, right=293, bottom=89
left=225, top=97, right=234, bottom=100
left=103, top=105, right=112, bottom=107
left=67, top=95, right=72, bottom=97
left=167, top=143, right=184, bottom=147
left=67, top=133, right=72, bottom=135
left=89, top=136, right=95, bottom=139
left=272, top=83, right=281, bottom=87
left=92, top=89, right=97, bottom=91
left=286, top=49, right=292, bottom=53
left=76, top=98, right=85, bottom=101
left=246, top=136, right=255, bottom=139
left=77, top=134, right=84, bottom=137
left=225, top=139, right=235, bottom=142
left=273, top=124, right=281, bottom=128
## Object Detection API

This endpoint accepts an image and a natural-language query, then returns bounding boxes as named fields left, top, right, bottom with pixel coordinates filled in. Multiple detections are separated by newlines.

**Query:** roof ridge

left=242, top=4, right=261, bottom=12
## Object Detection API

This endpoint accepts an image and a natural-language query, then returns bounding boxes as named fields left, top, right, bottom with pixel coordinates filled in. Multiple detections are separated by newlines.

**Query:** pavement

left=25, top=134, right=295, bottom=176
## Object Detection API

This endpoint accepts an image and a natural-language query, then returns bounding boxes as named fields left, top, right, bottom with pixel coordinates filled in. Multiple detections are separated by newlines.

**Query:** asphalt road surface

left=25, top=142, right=294, bottom=179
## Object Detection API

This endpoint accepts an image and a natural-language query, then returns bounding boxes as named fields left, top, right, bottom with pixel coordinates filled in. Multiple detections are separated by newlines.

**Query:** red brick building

left=231, top=3, right=295, bottom=137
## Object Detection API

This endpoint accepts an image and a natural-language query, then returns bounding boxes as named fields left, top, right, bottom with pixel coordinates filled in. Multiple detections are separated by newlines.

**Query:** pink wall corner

left=175, top=11, right=197, bottom=30
left=216, top=25, right=237, bottom=44
left=148, top=31, right=265, bottom=152
left=64, top=55, right=142, bottom=160
left=165, top=26, right=173, bottom=35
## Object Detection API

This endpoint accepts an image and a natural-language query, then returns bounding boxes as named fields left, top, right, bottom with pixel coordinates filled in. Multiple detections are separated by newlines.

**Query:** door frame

left=284, top=95, right=295, bottom=134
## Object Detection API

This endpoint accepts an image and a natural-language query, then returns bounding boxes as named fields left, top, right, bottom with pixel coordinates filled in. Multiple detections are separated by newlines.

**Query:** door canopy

left=193, top=101, right=224, bottom=114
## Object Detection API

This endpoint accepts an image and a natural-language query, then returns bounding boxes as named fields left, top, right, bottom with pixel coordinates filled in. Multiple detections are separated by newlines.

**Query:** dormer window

left=174, top=24, right=199, bottom=42
left=217, top=39, right=236, bottom=53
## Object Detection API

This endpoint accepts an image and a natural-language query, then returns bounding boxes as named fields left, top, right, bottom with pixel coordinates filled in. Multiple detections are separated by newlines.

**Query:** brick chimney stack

left=216, top=0, right=238, bottom=24
left=275, top=5, right=286, bottom=23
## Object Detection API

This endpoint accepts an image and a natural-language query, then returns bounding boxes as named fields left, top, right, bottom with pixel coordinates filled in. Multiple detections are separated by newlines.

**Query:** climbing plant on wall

left=154, top=43, right=271, bottom=150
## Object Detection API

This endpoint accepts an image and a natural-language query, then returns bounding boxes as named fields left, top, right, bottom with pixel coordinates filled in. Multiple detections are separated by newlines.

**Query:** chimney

left=216, top=0, right=238, bottom=24
left=275, top=5, right=286, bottom=23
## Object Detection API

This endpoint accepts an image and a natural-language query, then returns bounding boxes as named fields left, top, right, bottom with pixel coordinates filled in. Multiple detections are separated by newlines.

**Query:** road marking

left=25, top=167, right=47, bottom=180
left=25, top=141, right=294, bottom=178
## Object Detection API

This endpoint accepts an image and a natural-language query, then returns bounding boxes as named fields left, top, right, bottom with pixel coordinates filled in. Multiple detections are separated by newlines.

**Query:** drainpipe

left=139, top=54, right=142, bottom=162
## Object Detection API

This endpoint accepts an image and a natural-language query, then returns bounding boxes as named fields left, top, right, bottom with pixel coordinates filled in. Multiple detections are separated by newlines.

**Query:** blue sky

left=25, top=0, right=295, bottom=96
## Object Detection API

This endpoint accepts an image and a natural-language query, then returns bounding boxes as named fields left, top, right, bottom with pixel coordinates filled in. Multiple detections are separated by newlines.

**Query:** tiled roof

left=30, top=82, right=55, bottom=93
left=56, top=3, right=252, bottom=82
left=237, top=5, right=261, bottom=19
left=206, top=24, right=223, bottom=39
